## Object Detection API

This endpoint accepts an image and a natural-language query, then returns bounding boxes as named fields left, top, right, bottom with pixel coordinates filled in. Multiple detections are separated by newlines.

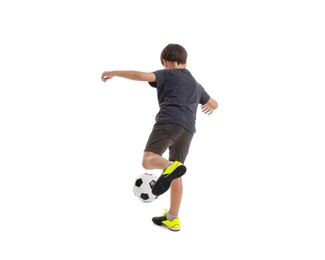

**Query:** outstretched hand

left=201, top=104, right=214, bottom=115
left=101, top=71, right=113, bottom=82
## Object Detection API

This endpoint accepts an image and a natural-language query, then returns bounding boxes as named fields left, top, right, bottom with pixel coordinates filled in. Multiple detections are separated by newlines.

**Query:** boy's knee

left=142, top=158, right=148, bottom=169
left=142, top=151, right=156, bottom=169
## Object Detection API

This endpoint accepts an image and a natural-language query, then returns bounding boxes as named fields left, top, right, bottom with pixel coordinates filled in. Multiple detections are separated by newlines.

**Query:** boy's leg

left=152, top=127, right=193, bottom=231
left=151, top=178, right=183, bottom=232
left=169, top=177, right=182, bottom=216
left=167, top=128, right=192, bottom=216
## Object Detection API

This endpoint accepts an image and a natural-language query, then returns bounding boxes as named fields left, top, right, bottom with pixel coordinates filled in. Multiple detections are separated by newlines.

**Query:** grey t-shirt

left=149, top=68, right=210, bottom=134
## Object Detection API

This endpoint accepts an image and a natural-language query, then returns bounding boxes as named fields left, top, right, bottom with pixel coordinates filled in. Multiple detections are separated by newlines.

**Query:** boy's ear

left=162, top=59, right=168, bottom=68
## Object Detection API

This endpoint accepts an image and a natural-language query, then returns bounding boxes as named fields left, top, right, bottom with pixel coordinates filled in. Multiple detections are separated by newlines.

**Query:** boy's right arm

left=101, top=70, right=156, bottom=83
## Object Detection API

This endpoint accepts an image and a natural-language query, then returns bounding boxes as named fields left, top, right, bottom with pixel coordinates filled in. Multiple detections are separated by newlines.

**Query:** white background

left=1, top=0, right=324, bottom=259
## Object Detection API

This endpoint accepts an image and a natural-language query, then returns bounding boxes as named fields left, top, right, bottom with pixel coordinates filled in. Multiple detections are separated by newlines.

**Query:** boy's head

left=160, top=43, right=187, bottom=66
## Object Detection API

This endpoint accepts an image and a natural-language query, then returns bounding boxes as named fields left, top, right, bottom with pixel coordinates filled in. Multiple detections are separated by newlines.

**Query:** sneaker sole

left=166, top=226, right=180, bottom=232
left=152, top=165, right=186, bottom=196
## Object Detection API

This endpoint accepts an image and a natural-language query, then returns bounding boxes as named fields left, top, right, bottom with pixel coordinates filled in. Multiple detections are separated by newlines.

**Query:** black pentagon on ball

left=140, top=193, right=150, bottom=200
left=149, top=180, right=156, bottom=189
left=135, top=178, right=143, bottom=187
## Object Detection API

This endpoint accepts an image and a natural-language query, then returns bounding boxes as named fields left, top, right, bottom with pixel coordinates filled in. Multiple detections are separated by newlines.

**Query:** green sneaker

left=152, top=210, right=180, bottom=231
left=151, top=161, right=186, bottom=196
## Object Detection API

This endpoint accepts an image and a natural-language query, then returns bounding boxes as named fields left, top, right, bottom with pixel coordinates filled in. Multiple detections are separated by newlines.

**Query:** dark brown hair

left=160, top=43, right=187, bottom=65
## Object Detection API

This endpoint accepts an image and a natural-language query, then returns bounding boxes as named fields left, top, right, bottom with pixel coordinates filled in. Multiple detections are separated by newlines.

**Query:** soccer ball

left=133, top=173, right=159, bottom=203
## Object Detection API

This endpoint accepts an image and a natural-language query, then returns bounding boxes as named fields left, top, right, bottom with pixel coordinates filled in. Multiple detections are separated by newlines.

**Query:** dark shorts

left=144, top=123, right=193, bottom=163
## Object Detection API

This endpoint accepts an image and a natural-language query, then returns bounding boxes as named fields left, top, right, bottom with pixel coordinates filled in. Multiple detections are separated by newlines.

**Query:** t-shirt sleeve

left=199, top=84, right=211, bottom=104
left=148, top=80, right=157, bottom=88
left=148, top=70, right=165, bottom=88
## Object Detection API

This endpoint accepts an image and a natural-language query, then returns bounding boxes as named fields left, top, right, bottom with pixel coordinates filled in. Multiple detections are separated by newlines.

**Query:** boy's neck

left=164, top=61, right=187, bottom=69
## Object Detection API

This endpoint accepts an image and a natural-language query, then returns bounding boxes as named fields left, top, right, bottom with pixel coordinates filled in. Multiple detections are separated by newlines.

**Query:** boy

left=101, top=43, right=218, bottom=231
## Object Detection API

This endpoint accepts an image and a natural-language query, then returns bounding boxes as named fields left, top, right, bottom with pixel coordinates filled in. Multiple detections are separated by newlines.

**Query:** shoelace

left=162, top=208, right=168, bottom=217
